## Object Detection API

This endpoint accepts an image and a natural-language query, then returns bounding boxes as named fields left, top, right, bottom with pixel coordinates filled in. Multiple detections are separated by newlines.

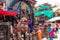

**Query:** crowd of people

left=9, top=16, right=59, bottom=40
left=0, top=1, right=60, bottom=40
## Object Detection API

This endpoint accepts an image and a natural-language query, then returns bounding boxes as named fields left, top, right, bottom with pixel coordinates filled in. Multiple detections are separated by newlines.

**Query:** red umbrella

left=8, top=11, right=18, bottom=16
left=0, top=9, right=6, bottom=16
left=0, top=9, right=18, bottom=16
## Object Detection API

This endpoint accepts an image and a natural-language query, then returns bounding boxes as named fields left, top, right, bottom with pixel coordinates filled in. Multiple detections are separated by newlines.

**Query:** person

left=44, top=25, right=48, bottom=39
left=28, top=19, right=34, bottom=40
left=36, top=27, right=42, bottom=40
left=16, top=18, right=22, bottom=40
left=20, top=17, right=29, bottom=40
left=34, top=24, right=42, bottom=40
left=27, top=11, right=31, bottom=19
left=55, top=24, right=59, bottom=33
left=28, top=19, right=33, bottom=33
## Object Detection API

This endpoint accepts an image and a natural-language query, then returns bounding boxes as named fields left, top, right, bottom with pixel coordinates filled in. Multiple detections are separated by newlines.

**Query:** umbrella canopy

left=20, top=17, right=27, bottom=21
left=48, top=16, right=60, bottom=22
left=0, top=9, right=7, bottom=16
left=0, top=9, right=18, bottom=16
left=34, top=10, right=54, bottom=18
left=8, top=11, right=18, bottom=16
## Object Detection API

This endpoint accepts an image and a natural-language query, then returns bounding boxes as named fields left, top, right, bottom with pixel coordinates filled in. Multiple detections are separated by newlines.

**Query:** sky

left=35, top=0, right=60, bottom=12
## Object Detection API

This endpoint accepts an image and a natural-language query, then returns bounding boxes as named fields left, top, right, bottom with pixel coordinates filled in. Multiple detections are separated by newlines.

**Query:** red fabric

left=0, top=9, right=18, bottom=16
left=7, top=11, right=18, bottom=16
left=49, top=29, right=55, bottom=37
